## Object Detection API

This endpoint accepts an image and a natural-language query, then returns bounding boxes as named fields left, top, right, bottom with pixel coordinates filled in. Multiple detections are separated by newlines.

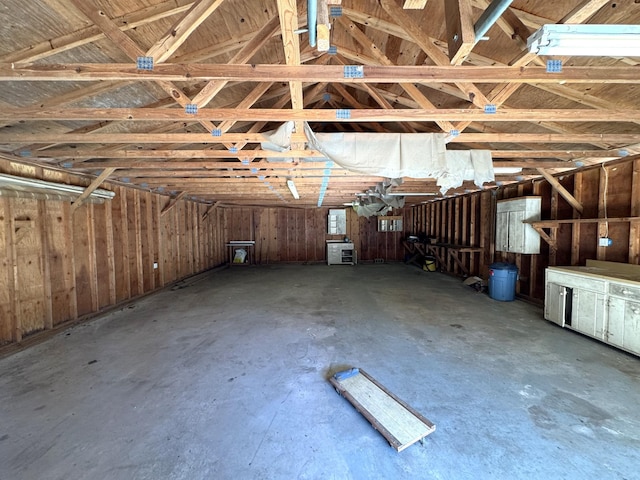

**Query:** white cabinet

left=496, top=197, right=541, bottom=254
left=606, top=282, right=640, bottom=352
left=545, top=261, right=640, bottom=357
left=327, top=242, right=355, bottom=265
left=328, top=209, right=347, bottom=235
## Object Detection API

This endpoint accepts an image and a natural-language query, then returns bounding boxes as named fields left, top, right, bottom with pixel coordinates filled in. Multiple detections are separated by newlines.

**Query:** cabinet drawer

left=609, top=283, right=640, bottom=302
left=546, top=270, right=606, bottom=293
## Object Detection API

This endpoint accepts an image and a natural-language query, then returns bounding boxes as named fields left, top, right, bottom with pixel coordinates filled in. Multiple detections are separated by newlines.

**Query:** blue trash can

left=488, top=263, right=518, bottom=301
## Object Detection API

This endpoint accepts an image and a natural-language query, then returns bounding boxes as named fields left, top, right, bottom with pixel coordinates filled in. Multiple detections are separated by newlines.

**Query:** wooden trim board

left=329, top=368, right=435, bottom=452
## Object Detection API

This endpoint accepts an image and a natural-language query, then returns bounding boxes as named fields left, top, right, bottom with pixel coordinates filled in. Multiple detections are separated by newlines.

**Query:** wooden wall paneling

left=479, top=190, right=493, bottom=278
left=347, top=208, right=360, bottom=262
left=604, top=162, right=633, bottom=264
left=303, top=208, right=315, bottom=262
left=104, top=196, right=117, bottom=305
left=113, top=187, right=130, bottom=302
left=577, top=168, right=599, bottom=265
left=37, top=198, right=53, bottom=330
left=127, top=189, right=143, bottom=296
left=276, top=208, right=286, bottom=262
left=267, top=208, right=277, bottom=263
left=1, top=198, right=18, bottom=342
left=155, top=195, right=164, bottom=287
left=470, top=194, right=478, bottom=274
left=630, top=158, right=640, bottom=264
left=189, top=202, right=198, bottom=273
left=40, top=201, right=71, bottom=325
left=72, top=204, right=94, bottom=317
left=170, top=201, right=178, bottom=278
left=183, top=202, right=192, bottom=276
left=14, top=198, right=46, bottom=337
left=88, top=204, right=99, bottom=312
left=288, top=208, right=297, bottom=262
left=254, top=208, right=267, bottom=264
left=454, top=197, right=461, bottom=275
left=571, top=172, right=583, bottom=265
left=139, top=192, right=153, bottom=292
left=92, top=202, right=112, bottom=310
left=596, top=165, right=612, bottom=263
left=549, top=186, right=558, bottom=266
left=429, top=203, right=435, bottom=238
left=554, top=176, right=574, bottom=267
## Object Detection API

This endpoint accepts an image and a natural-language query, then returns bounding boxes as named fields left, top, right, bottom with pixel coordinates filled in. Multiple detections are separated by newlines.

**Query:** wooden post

left=105, top=196, right=117, bottom=305
left=571, top=172, right=583, bottom=265
left=36, top=199, right=53, bottom=330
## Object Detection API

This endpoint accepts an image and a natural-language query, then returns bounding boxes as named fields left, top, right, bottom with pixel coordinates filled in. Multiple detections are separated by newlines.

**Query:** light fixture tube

left=0, top=173, right=115, bottom=199
left=527, top=24, right=640, bottom=57
left=286, top=179, right=300, bottom=199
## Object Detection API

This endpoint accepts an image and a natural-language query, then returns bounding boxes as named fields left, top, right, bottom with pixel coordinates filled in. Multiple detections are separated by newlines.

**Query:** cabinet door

left=607, top=298, right=640, bottom=353
left=571, top=289, right=606, bottom=340
left=545, top=282, right=567, bottom=326
left=495, top=211, right=510, bottom=252
left=508, top=210, right=526, bottom=253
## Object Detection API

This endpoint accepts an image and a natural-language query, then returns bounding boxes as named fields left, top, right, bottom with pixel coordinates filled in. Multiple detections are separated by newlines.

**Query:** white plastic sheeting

left=304, top=124, right=449, bottom=178
left=260, top=122, right=495, bottom=194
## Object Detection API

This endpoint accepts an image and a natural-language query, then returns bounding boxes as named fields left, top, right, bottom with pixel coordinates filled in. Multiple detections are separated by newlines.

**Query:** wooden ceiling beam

left=67, top=0, right=223, bottom=147
left=443, top=0, right=475, bottom=65
left=192, top=14, right=281, bottom=107
left=33, top=148, right=623, bottom=161
left=146, top=0, right=227, bottom=63
left=0, top=0, right=194, bottom=63
left=4, top=107, right=640, bottom=122
left=276, top=0, right=304, bottom=136
left=4, top=64, right=639, bottom=84
left=4, top=132, right=640, bottom=145
left=378, top=0, right=490, bottom=109
left=337, top=15, right=455, bottom=132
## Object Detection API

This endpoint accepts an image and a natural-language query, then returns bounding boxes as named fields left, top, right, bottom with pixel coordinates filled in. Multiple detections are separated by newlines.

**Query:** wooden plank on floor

left=330, top=369, right=435, bottom=452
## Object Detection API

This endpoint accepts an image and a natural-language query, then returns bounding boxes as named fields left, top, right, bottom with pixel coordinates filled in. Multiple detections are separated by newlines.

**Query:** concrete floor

left=1, top=264, right=640, bottom=480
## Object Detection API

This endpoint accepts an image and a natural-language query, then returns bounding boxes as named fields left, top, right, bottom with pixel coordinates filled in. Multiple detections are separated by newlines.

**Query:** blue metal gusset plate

left=449, top=129, right=460, bottom=137
left=241, top=158, right=250, bottom=165
left=336, top=109, right=352, bottom=119
left=343, top=65, right=364, bottom=78
left=229, top=146, right=238, bottom=154
left=330, top=6, right=342, bottom=17
left=185, top=104, right=198, bottom=114
left=546, top=59, right=563, bottom=73
left=328, top=46, right=338, bottom=55
left=136, top=56, right=154, bottom=70
left=211, top=129, right=222, bottom=136
left=484, top=104, right=497, bottom=114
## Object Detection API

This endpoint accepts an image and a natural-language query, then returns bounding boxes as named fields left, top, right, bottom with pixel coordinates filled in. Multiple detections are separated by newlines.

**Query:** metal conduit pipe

left=307, top=0, right=317, bottom=47
left=474, top=0, right=514, bottom=41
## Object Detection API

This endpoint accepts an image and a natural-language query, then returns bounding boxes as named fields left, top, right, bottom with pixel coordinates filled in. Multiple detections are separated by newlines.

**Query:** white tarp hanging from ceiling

left=260, top=122, right=495, bottom=194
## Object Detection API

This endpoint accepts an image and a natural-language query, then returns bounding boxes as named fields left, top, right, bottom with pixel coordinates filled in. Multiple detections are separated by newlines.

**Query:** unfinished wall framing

left=410, top=156, right=640, bottom=303
left=0, top=159, right=225, bottom=345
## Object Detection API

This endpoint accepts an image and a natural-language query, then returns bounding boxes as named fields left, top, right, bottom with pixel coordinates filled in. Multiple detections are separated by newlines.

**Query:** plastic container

left=423, top=256, right=436, bottom=272
left=488, top=262, right=518, bottom=301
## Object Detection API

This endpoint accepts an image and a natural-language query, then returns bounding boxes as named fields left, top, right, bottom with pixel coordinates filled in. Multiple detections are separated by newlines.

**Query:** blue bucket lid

left=489, top=262, right=518, bottom=271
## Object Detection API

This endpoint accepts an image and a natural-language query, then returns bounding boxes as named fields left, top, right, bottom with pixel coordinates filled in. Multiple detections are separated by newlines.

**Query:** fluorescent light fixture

left=527, top=24, right=640, bottom=57
left=494, top=167, right=523, bottom=174
left=286, top=179, right=299, bottom=199
left=0, top=173, right=115, bottom=200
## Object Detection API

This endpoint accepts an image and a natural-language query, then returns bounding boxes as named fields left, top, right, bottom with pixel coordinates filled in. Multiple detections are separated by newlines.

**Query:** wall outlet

left=598, top=237, right=612, bottom=247
left=153, top=262, right=159, bottom=269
